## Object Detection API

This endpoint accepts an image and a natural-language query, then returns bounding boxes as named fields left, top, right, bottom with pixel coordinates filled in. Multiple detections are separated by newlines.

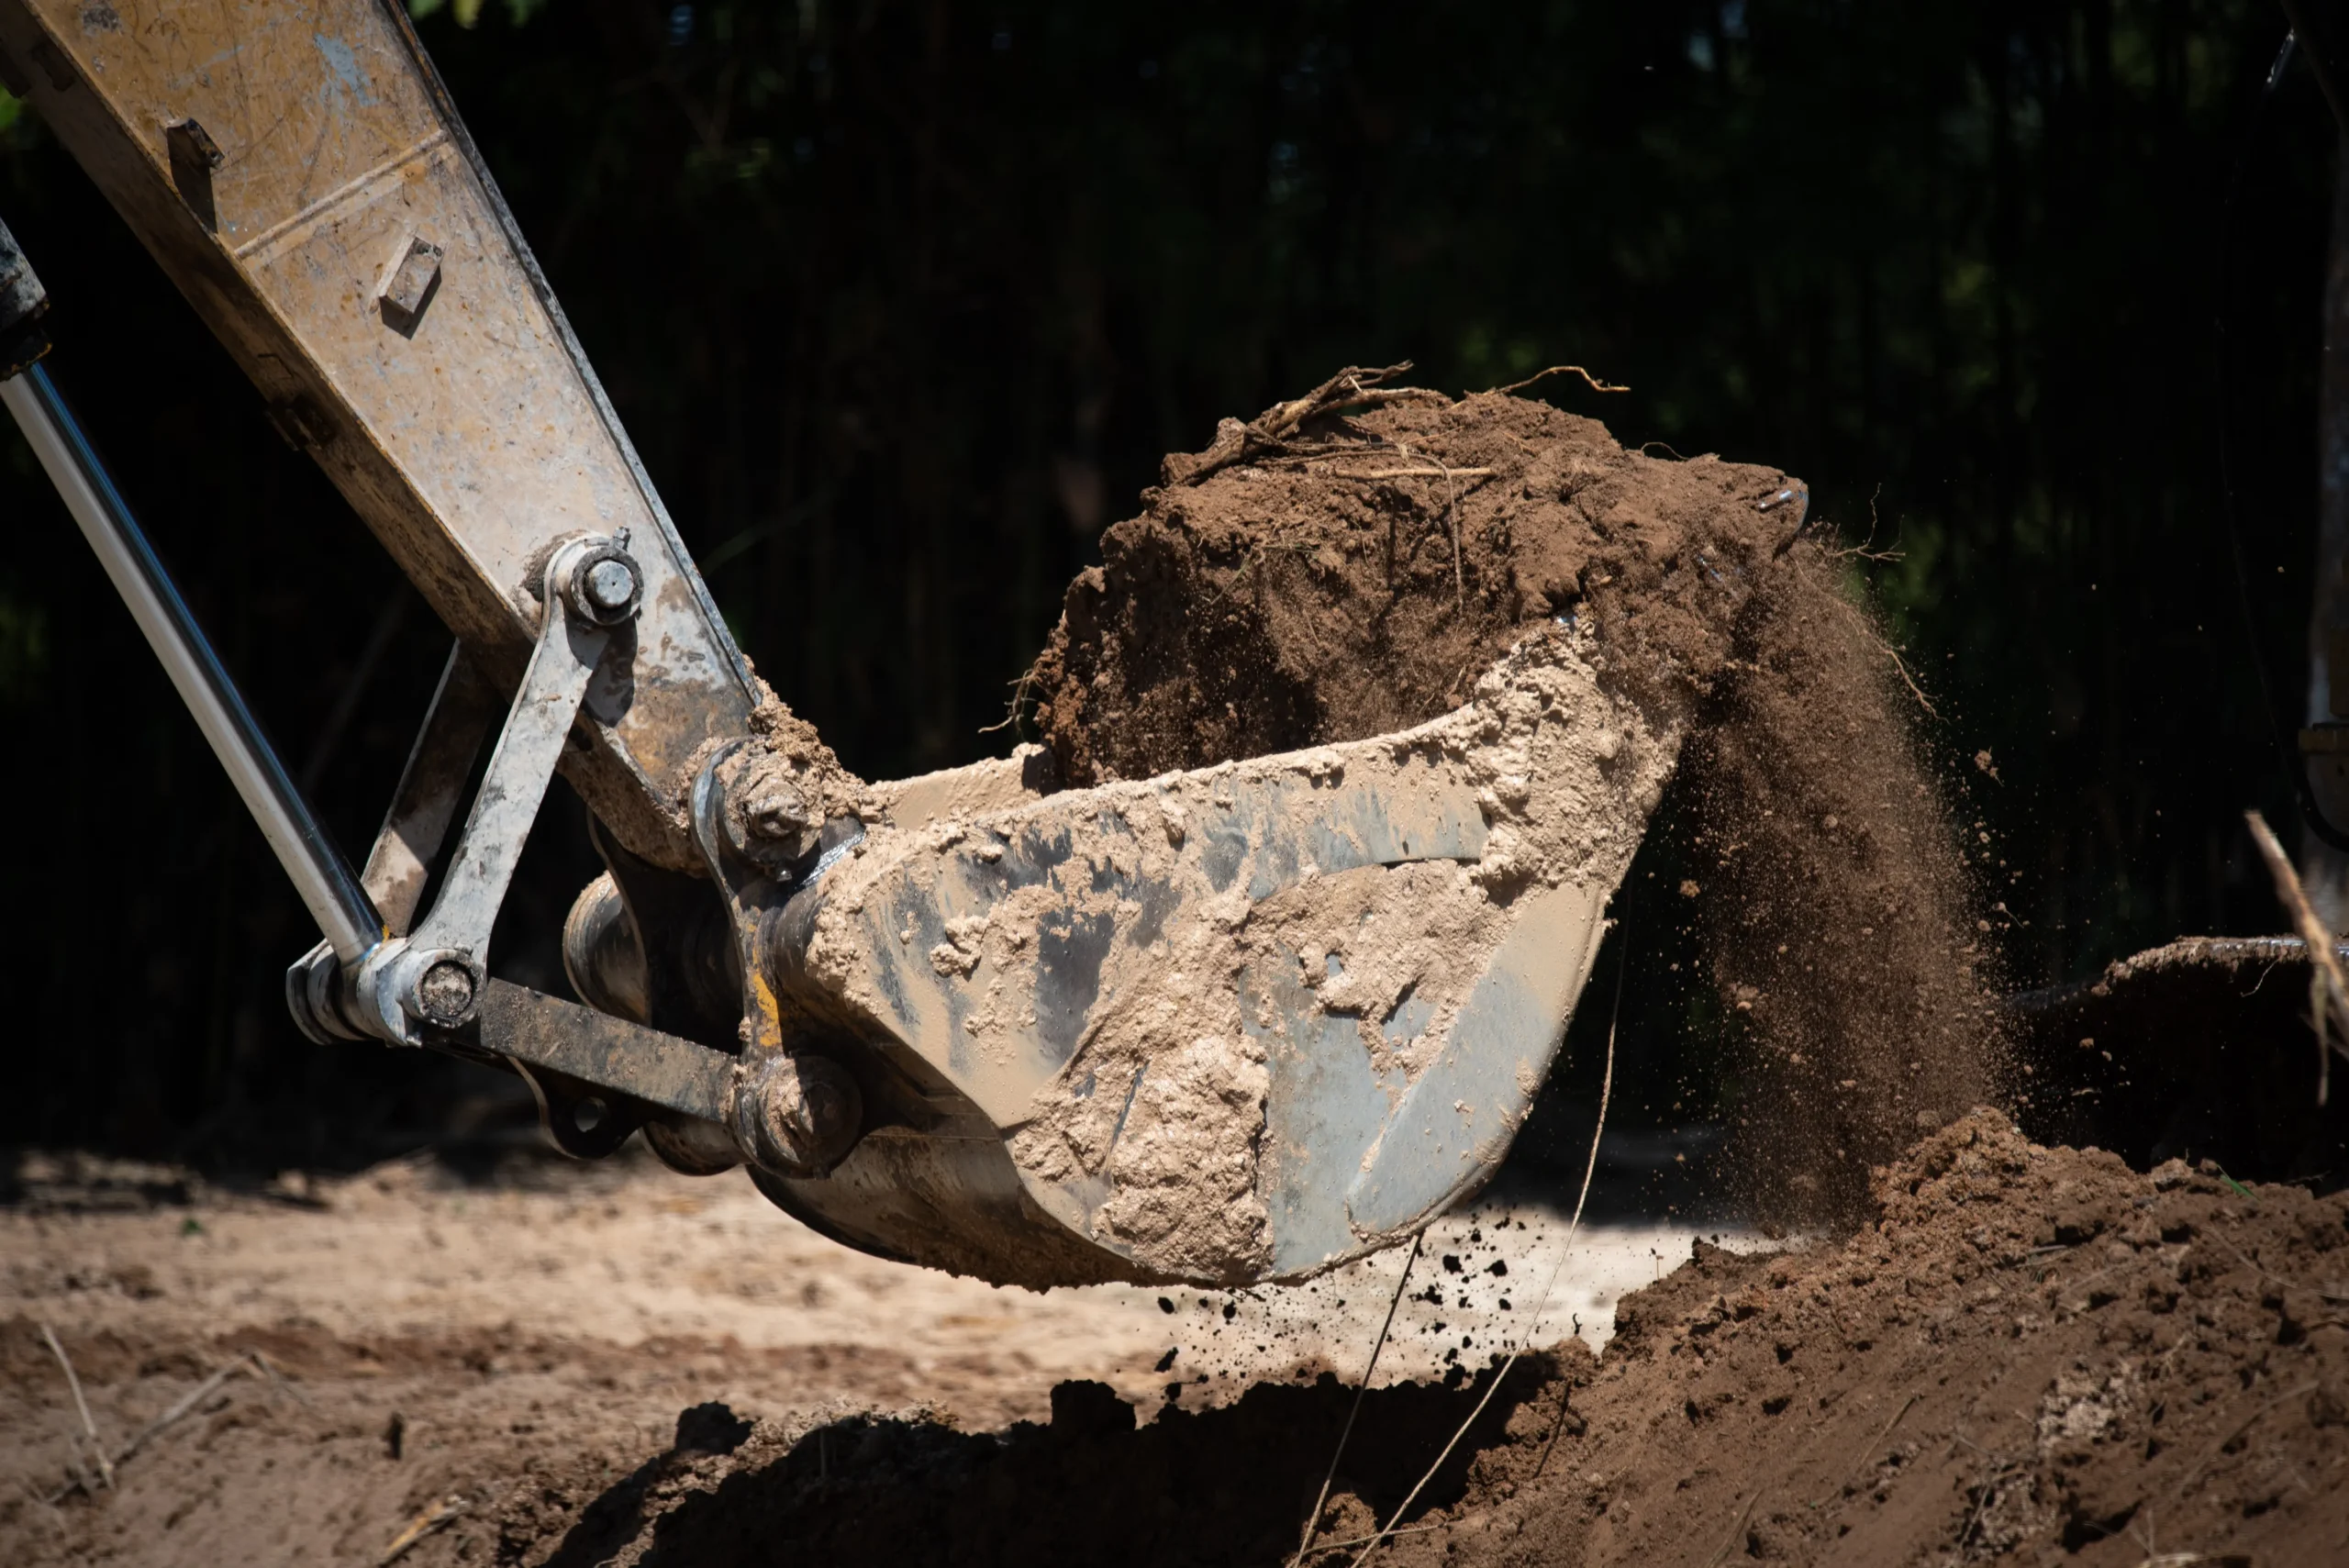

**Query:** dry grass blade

left=1344, top=934, right=1627, bottom=1565
left=378, top=1494, right=469, bottom=1566
left=1288, top=1235, right=1424, bottom=1567
left=1702, top=1490, right=1765, bottom=1568
left=2177, top=1378, right=2321, bottom=1493
left=1810, top=1392, right=1920, bottom=1507
left=1300, top=1522, right=1442, bottom=1558
left=112, top=1358, right=252, bottom=1467
left=2243, top=809, right=2349, bottom=1104
left=39, top=1321, right=112, bottom=1491
left=44, top=1354, right=260, bottom=1503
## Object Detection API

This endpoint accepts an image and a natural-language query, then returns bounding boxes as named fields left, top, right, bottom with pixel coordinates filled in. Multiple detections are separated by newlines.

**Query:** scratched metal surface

left=0, top=0, right=755, bottom=868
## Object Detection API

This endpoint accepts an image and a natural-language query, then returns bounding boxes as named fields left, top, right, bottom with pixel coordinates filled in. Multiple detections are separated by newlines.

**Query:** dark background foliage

left=0, top=0, right=2334, bottom=1166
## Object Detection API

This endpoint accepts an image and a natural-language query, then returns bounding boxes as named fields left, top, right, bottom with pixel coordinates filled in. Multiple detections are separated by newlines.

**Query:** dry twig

left=378, top=1495, right=469, bottom=1566
left=1340, top=465, right=1494, bottom=481
left=1174, top=364, right=1447, bottom=488
left=2243, top=809, right=2349, bottom=1105
left=39, top=1322, right=111, bottom=1492
left=1485, top=364, right=1630, bottom=396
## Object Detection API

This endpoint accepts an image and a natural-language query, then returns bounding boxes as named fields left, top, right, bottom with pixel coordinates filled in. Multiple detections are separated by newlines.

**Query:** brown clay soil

left=6, top=1111, right=2345, bottom=1565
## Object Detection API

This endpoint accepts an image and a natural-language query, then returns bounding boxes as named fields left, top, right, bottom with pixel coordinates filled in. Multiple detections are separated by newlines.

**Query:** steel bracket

left=330, top=535, right=638, bottom=1047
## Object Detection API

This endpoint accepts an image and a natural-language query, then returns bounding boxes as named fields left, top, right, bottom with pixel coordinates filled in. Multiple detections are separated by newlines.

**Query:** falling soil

left=1028, top=369, right=2005, bottom=1221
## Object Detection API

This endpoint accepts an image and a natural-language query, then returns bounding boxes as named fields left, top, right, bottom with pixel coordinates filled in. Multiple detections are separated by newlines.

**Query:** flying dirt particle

left=1154, top=1347, right=1178, bottom=1372
left=1158, top=1296, right=1174, bottom=1314
left=1680, top=879, right=1702, bottom=897
left=1442, top=1254, right=1463, bottom=1273
left=1488, top=1260, right=1508, bottom=1276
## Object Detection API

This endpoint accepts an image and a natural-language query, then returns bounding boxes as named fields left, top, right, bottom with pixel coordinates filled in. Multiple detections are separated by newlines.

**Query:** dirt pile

left=9, top=1118, right=2344, bottom=1565
left=1028, top=369, right=2004, bottom=1219
left=1376, top=1106, right=2349, bottom=1566
left=23, top=1110, right=2312, bottom=1567
left=472, top=1112, right=2349, bottom=1564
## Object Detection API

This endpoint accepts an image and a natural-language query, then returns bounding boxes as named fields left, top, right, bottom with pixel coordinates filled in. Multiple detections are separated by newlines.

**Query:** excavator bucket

left=0, top=0, right=1679, bottom=1290
left=751, top=634, right=1676, bottom=1286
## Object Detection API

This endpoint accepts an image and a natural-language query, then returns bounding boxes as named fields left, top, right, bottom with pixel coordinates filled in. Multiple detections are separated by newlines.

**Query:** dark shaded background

left=0, top=0, right=2335, bottom=1169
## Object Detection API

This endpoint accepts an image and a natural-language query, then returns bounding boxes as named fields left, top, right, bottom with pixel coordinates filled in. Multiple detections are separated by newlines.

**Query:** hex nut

left=562, top=541, right=643, bottom=626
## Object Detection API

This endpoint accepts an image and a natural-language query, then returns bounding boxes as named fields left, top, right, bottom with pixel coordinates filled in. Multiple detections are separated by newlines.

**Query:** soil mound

left=471, top=1114, right=2349, bottom=1564
left=1027, top=369, right=2005, bottom=1219
left=88, top=1109, right=2313, bottom=1568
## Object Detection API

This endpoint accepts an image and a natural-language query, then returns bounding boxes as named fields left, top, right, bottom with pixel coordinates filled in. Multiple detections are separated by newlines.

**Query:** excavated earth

left=6, top=1111, right=2346, bottom=1565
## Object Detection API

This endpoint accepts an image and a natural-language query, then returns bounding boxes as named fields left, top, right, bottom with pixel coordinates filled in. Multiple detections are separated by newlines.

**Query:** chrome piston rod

left=0, top=360, right=385, bottom=965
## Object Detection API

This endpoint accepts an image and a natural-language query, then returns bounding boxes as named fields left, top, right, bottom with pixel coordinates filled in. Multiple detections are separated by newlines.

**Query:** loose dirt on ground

left=7, top=1113, right=2342, bottom=1565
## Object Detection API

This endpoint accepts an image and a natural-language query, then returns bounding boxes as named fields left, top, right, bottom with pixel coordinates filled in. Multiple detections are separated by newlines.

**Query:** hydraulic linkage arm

left=0, top=0, right=815, bottom=1173
left=0, top=0, right=755, bottom=870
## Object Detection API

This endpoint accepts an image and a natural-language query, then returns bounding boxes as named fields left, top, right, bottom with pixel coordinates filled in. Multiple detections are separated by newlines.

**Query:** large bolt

left=416, top=958, right=477, bottom=1024
left=723, top=753, right=822, bottom=867
left=584, top=558, right=637, bottom=613
left=733, top=1053, right=863, bottom=1175
left=562, top=540, right=642, bottom=626
left=744, top=782, right=811, bottom=842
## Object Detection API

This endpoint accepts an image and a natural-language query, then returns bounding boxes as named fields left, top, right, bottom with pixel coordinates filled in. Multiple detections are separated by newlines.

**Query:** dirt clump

left=1027, top=366, right=1803, bottom=785
left=1028, top=369, right=2005, bottom=1221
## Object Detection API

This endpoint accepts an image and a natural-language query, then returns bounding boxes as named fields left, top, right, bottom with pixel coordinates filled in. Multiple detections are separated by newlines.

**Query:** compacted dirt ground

left=0, top=1140, right=1719, bottom=1566
left=4, top=1111, right=2344, bottom=1566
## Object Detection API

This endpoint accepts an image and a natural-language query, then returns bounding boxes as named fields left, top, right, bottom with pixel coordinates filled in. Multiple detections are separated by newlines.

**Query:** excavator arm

left=0, top=0, right=753, bottom=868
left=0, top=0, right=1664, bottom=1289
